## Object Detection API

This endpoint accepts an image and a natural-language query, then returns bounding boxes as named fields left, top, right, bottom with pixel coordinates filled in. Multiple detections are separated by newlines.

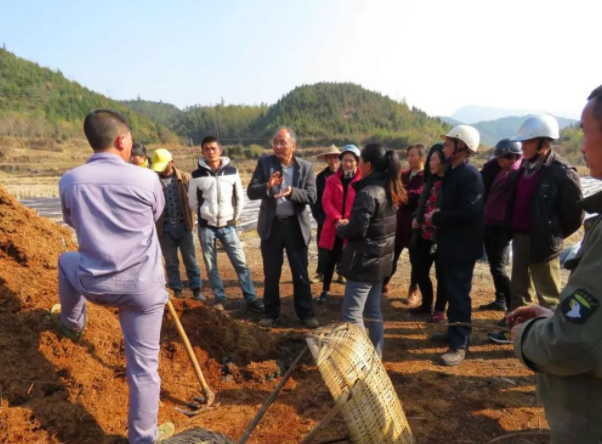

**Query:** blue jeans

left=159, top=223, right=202, bottom=290
left=342, top=279, right=384, bottom=358
left=198, top=225, right=256, bottom=303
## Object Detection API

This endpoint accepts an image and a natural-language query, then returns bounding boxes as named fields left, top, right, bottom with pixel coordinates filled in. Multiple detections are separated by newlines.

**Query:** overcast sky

left=0, top=0, right=597, bottom=118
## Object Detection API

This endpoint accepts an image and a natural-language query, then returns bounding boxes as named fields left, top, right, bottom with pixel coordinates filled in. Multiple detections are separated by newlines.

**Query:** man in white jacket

left=188, top=136, right=264, bottom=312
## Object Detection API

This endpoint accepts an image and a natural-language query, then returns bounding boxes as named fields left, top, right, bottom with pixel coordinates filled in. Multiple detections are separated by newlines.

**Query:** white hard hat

left=441, top=125, right=480, bottom=153
left=512, top=114, right=559, bottom=142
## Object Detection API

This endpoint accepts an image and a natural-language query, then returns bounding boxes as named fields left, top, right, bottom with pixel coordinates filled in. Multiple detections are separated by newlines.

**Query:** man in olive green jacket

left=509, top=85, right=602, bottom=443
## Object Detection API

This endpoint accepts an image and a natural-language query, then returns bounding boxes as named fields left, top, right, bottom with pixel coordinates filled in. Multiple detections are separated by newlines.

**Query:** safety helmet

left=150, top=148, right=173, bottom=173
left=494, top=139, right=522, bottom=158
left=441, top=125, right=480, bottom=153
left=339, top=144, right=361, bottom=160
left=511, top=114, right=559, bottom=142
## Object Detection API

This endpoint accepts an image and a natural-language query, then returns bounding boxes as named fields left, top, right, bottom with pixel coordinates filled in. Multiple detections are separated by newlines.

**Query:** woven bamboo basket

left=161, top=427, right=236, bottom=444
left=306, top=323, right=415, bottom=444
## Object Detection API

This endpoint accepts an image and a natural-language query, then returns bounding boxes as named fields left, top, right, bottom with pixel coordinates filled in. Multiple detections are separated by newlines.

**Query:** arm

left=558, top=167, right=584, bottom=238
left=336, top=190, right=375, bottom=240
left=289, top=163, right=317, bottom=205
left=247, top=159, right=269, bottom=200
left=60, top=192, right=74, bottom=228
left=514, top=225, right=602, bottom=376
left=413, top=179, right=432, bottom=223
left=152, top=175, right=165, bottom=222
left=188, top=177, right=199, bottom=212
left=322, top=178, right=342, bottom=222
left=406, top=183, right=424, bottom=207
left=432, top=170, right=484, bottom=228
left=234, top=171, right=245, bottom=221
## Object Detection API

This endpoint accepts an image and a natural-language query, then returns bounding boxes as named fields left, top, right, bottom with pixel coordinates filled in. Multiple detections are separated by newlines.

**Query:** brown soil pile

left=1, top=183, right=550, bottom=444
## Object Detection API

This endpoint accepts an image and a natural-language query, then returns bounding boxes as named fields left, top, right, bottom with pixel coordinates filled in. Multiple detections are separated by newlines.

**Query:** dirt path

left=0, top=185, right=553, bottom=444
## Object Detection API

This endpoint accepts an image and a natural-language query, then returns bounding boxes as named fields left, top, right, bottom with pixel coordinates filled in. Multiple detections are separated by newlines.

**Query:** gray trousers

left=342, top=279, right=385, bottom=357
left=58, top=252, right=167, bottom=444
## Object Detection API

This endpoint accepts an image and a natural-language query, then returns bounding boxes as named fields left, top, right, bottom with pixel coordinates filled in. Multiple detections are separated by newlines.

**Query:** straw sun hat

left=317, top=145, right=341, bottom=159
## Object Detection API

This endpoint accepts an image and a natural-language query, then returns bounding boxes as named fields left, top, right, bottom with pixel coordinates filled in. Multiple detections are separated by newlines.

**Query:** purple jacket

left=59, top=153, right=166, bottom=293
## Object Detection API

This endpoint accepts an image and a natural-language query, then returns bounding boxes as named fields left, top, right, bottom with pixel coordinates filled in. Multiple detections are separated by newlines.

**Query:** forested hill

left=0, top=48, right=175, bottom=143
left=125, top=83, right=450, bottom=148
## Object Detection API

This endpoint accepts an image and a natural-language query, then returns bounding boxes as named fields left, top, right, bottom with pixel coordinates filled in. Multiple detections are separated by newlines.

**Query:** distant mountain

left=124, top=82, right=450, bottom=148
left=450, top=105, right=580, bottom=124
left=437, top=113, right=578, bottom=147
left=0, top=48, right=175, bottom=143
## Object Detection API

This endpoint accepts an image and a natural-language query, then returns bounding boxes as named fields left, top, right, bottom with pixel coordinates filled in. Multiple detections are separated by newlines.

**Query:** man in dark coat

left=429, top=125, right=485, bottom=367
left=247, top=127, right=318, bottom=329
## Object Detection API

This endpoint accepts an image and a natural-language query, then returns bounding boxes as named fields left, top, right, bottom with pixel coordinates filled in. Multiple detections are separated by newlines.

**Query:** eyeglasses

left=272, top=140, right=290, bottom=148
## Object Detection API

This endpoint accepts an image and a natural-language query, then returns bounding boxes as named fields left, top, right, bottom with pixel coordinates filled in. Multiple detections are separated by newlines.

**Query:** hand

left=267, top=171, right=283, bottom=190
left=273, top=186, right=292, bottom=199
left=336, top=219, right=349, bottom=226
left=506, top=305, right=554, bottom=327
left=411, top=218, right=420, bottom=230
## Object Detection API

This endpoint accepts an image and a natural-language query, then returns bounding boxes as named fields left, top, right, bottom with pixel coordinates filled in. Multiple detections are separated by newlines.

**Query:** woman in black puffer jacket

left=336, top=143, right=407, bottom=357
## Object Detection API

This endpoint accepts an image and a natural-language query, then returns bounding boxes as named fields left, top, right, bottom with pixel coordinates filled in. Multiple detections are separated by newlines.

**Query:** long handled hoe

left=166, top=298, right=216, bottom=416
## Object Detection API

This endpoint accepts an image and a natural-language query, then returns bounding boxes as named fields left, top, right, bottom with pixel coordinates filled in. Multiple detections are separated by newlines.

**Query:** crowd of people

left=48, top=84, right=602, bottom=443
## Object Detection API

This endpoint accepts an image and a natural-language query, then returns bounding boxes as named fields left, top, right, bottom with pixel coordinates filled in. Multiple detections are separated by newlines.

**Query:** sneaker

left=488, top=331, right=512, bottom=345
left=246, top=299, right=265, bottom=313
left=382, top=283, right=391, bottom=295
left=429, top=311, right=445, bottom=324
left=155, top=422, right=175, bottom=442
left=173, top=289, right=184, bottom=299
left=214, top=300, right=226, bottom=311
left=192, top=288, right=206, bottom=302
left=408, top=305, right=431, bottom=315
left=303, top=317, right=320, bottom=329
left=311, top=274, right=324, bottom=284
left=258, top=317, right=279, bottom=328
left=440, top=348, right=467, bottom=367
left=50, top=304, right=84, bottom=342
left=430, top=332, right=449, bottom=344
left=336, top=275, right=346, bottom=284
left=478, top=300, right=507, bottom=312
left=315, top=291, right=330, bottom=305
left=407, top=286, right=420, bottom=306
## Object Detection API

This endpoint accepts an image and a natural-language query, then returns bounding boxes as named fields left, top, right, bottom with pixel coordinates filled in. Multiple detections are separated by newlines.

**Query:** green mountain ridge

left=0, top=48, right=175, bottom=143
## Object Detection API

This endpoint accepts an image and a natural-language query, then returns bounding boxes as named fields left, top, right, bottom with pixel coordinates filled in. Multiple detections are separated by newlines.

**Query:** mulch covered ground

left=0, top=184, right=552, bottom=444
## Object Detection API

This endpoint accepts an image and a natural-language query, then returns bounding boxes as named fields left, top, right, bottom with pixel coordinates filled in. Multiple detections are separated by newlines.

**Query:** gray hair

left=273, top=126, right=297, bottom=144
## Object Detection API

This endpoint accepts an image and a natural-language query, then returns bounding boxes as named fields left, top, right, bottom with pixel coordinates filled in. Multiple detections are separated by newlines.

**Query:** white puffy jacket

left=188, top=157, right=244, bottom=228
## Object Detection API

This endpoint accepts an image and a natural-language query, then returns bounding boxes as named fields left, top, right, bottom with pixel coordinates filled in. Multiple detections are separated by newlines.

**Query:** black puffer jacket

left=336, top=173, right=397, bottom=282
left=506, top=151, right=584, bottom=263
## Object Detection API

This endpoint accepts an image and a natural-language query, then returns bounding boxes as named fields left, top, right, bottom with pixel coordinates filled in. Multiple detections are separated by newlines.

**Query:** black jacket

left=432, top=161, right=485, bottom=265
left=481, top=158, right=502, bottom=198
left=336, top=173, right=397, bottom=282
left=247, top=154, right=317, bottom=245
left=506, top=151, right=583, bottom=263
left=311, top=166, right=335, bottom=225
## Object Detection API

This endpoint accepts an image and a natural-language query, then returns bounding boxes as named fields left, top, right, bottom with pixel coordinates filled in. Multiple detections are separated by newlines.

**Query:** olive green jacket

left=514, top=190, right=602, bottom=443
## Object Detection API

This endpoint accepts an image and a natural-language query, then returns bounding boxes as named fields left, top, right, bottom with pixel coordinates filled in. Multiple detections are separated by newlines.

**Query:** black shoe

left=478, top=300, right=507, bottom=312
left=246, top=299, right=265, bottom=313
left=488, top=331, right=512, bottom=345
left=192, top=287, right=206, bottom=301
left=440, top=347, right=466, bottom=367
left=497, top=316, right=508, bottom=327
left=430, top=332, right=450, bottom=343
left=408, top=305, right=432, bottom=315
left=315, top=291, right=331, bottom=305
left=173, top=289, right=184, bottom=299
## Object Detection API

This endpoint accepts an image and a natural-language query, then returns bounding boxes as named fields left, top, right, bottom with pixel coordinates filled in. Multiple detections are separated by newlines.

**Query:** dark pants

left=159, top=223, right=203, bottom=290
left=483, top=225, right=511, bottom=307
left=322, top=237, right=344, bottom=292
left=412, top=237, right=447, bottom=312
left=316, top=221, right=328, bottom=275
left=261, top=218, right=314, bottom=320
left=438, top=261, right=476, bottom=349
left=382, top=244, right=418, bottom=287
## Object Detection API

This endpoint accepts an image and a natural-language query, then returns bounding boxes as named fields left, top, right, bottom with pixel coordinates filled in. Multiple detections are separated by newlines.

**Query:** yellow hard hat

left=151, top=148, right=173, bottom=172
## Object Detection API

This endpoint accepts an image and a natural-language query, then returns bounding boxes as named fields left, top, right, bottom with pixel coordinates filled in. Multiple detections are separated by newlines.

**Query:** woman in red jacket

left=382, top=144, right=426, bottom=300
left=316, top=145, right=362, bottom=304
